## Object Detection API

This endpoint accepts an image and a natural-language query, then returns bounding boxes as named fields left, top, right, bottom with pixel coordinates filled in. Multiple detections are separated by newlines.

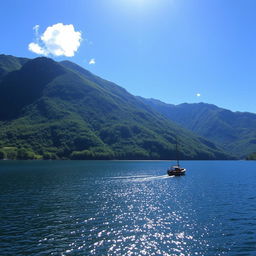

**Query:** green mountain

left=0, top=54, right=28, bottom=80
left=0, top=54, right=231, bottom=160
left=139, top=98, right=256, bottom=158
left=246, top=152, right=256, bottom=160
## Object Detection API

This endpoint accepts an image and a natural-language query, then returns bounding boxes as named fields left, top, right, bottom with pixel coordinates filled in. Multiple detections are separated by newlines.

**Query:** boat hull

left=167, top=168, right=186, bottom=176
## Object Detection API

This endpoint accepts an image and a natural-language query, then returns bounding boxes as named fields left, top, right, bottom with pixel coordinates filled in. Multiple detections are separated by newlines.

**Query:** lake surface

left=0, top=160, right=256, bottom=256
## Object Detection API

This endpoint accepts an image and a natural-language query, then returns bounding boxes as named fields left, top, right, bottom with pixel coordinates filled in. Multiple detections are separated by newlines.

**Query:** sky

left=1, top=0, right=256, bottom=113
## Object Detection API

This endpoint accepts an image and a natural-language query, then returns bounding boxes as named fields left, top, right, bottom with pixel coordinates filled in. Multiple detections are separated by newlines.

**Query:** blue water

left=0, top=160, right=256, bottom=256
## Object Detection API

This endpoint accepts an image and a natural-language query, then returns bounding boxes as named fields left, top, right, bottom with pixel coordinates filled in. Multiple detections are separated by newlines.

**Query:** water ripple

left=0, top=160, right=256, bottom=255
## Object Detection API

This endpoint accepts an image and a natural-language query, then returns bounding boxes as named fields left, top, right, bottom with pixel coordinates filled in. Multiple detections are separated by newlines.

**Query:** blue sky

left=1, top=0, right=256, bottom=112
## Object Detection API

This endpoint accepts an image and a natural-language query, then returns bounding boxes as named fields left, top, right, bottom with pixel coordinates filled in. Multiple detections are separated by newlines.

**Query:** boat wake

left=111, top=174, right=174, bottom=182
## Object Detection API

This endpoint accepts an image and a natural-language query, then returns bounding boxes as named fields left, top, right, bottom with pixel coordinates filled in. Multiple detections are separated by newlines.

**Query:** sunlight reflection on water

left=110, top=174, right=172, bottom=182
left=1, top=161, right=256, bottom=255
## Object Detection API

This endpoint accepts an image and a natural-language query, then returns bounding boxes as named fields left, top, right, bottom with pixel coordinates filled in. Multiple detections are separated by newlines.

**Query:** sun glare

left=109, top=0, right=169, bottom=13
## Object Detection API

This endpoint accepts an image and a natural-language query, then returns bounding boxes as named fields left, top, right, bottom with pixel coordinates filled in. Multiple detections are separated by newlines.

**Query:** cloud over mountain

left=28, top=23, right=82, bottom=57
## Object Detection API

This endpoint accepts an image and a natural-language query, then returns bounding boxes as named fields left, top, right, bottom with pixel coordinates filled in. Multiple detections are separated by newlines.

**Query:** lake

left=0, top=160, right=256, bottom=255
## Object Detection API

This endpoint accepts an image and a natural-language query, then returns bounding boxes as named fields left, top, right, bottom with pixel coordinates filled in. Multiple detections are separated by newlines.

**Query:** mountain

left=0, top=54, right=28, bottom=80
left=0, top=54, right=231, bottom=160
left=139, top=98, right=256, bottom=157
left=246, top=152, right=256, bottom=160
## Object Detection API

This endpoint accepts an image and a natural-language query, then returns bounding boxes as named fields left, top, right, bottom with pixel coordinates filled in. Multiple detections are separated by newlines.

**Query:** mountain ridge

left=139, top=97, right=256, bottom=157
left=0, top=54, right=236, bottom=160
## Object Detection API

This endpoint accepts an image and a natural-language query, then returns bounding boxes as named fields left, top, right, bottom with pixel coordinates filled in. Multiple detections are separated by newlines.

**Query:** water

left=0, top=160, right=256, bottom=256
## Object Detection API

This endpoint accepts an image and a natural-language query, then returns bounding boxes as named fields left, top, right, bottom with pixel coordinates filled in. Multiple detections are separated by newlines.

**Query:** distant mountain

left=139, top=98, right=256, bottom=157
left=0, top=54, right=230, bottom=160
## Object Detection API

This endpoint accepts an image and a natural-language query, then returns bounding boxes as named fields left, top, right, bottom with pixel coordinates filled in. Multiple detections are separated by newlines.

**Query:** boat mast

left=176, top=138, right=180, bottom=167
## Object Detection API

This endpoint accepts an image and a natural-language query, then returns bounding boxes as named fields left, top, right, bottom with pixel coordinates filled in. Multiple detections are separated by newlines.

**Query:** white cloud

left=89, top=58, right=96, bottom=65
left=33, top=24, right=40, bottom=34
left=196, top=93, right=201, bottom=97
left=32, top=25, right=40, bottom=43
left=28, top=42, right=46, bottom=55
left=28, top=23, right=82, bottom=57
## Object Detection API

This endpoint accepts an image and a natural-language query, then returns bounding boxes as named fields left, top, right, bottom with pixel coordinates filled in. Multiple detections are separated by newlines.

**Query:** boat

left=167, top=165, right=186, bottom=176
left=167, top=139, right=186, bottom=176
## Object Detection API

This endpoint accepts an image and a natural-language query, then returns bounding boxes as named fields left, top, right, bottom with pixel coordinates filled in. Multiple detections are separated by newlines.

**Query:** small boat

left=167, top=138, right=186, bottom=176
left=167, top=165, right=186, bottom=176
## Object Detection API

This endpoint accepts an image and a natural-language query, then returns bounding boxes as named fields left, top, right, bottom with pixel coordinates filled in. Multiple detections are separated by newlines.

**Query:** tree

left=0, top=150, right=5, bottom=159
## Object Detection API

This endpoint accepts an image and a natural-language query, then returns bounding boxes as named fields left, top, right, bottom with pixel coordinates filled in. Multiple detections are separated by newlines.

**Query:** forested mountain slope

left=140, top=98, right=256, bottom=157
left=0, top=54, right=232, bottom=160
